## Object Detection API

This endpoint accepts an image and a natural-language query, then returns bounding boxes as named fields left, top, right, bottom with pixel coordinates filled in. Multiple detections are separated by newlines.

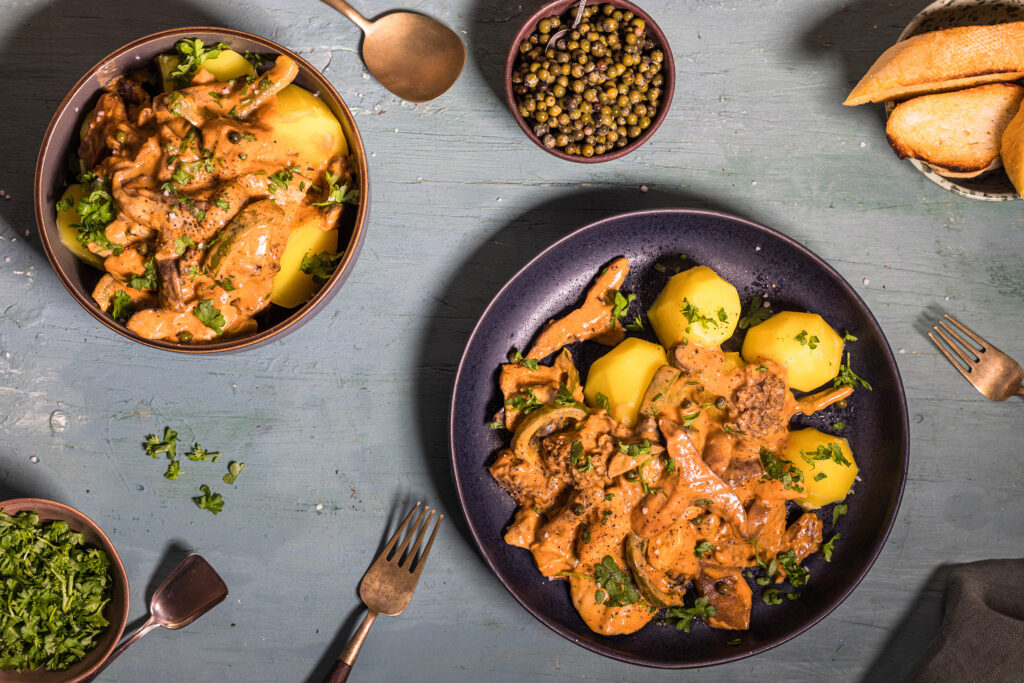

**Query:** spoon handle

left=83, top=616, right=161, bottom=682
left=570, top=0, right=588, bottom=29
left=320, top=0, right=372, bottom=33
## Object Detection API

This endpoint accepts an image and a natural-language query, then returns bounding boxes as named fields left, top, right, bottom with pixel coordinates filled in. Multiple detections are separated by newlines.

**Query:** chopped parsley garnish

left=759, top=446, right=804, bottom=492
left=488, top=420, right=504, bottom=430
left=762, top=588, right=784, bottom=605
left=723, top=424, right=747, bottom=436
left=795, top=330, right=820, bottom=349
left=680, top=298, right=719, bottom=333
left=834, top=353, right=872, bottom=390
left=109, top=290, right=133, bottom=321
left=694, top=540, right=715, bottom=558
left=717, top=307, right=728, bottom=322
left=222, top=461, right=245, bottom=485
left=312, top=171, right=359, bottom=207
left=130, top=257, right=158, bottom=291
left=694, top=498, right=712, bottom=505
left=268, top=168, right=294, bottom=193
left=800, top=443, right=852, bottom=468
left=843, top=332, right=858, bottom=342
left=682, top=404, right=709, bottom=429
left=55, top=196, right=74, bottom=212
left=832, top=421, right=845, bottom=430
left=592, top=556, right=640, bottom=607
left=164, top=459, right=181, bottom=480
left=508, top=349, right=539, bottom=370
left=776, top=550, right=810, bottom=588
left=737, top=295, right=771, bottom=329
left=617, top=439, right=652, bottom=458
left=299, top=250, right=343, bottom=286
left=185, top=443, right=221, bottom=462
left=555, top=382, right=580, bottom=406
left=173, top=234, right=196, bottom=255
left=215, top=196, right=230, bottom=210
left=610, top=290, right=635, bottom=326
left=822, top=533, right=839, bottom=562
left=243, top=50, right=265, bottom=67
left=170, top=38, right=229, bottom=85
left=144, top=427, right=178, bottom=459
left=72, top=186, right=122, bottom=255
left=193, top=484, right=224, bottom=515
left=594, top=392, right=611, bottom=412
left=0, top=509, right=113, bottom=672
left=505, top=388, right=543, bottom=415
left=665, top=595, right=717, bottom=633
left=193, top=298, right=225, bottom=335
left=624, top=313, right=645, bottom=332
left=831, top=503, right=848, bottom=526
left=569, top=440, right=593, bottom=473
left=814, top=472, right=828, bottom=481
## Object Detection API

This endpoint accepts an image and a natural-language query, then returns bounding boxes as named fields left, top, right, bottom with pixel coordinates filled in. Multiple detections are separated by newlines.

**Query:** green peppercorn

left=571, top=503, right=585, bottom=515
left=178, top=330, right=193, bottom=343
left=715, top=396, right=728, bottom=410
left=624, top=468, right=639, bottom=481
left=114, top=129, right=128, bottom=144
left=227, top=130, right=242, bottom=144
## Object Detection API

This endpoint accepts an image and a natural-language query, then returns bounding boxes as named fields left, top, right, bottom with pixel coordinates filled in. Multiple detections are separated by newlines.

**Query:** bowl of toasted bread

left=845, top=0, right=1024, bottom=200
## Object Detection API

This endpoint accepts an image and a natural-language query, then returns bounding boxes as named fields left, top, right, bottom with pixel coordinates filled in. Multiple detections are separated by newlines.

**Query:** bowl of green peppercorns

left=505, top=0, right=674, bottom=162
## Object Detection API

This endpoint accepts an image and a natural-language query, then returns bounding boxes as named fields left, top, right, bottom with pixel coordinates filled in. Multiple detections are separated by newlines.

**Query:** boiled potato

left=648, top=266, right=741, bottom=348
left=270, top=212, right=339, bottom=308
left=55, top=184, right=105, bottom=269
left=781, top=428, right=858, bottom=510
left=157, top=48, right=256, bottom=92
left=263, top=85, right=348, bottom=169
left=584, top=337, right=667, bottom=427
left=723, top=351, right=745, bottom=373
left=741, top=311, right=843, bottom=392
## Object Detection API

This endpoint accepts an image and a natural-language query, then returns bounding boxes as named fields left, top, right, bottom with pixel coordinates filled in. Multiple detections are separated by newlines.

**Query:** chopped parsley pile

left=0, top=510, right=112, bottom=672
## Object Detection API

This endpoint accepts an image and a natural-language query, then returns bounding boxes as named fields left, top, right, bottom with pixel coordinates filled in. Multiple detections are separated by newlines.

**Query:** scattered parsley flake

left=737, top=296, right=771, bottom=329
left=193, top=298, right=225, bottom=335
left=193, top=484, right=224, bottom=514
left=665, top=595, right=717, bottom=633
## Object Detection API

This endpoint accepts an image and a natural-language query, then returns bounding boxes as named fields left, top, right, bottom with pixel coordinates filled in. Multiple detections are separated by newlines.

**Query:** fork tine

left=944, top=314, right=988, bottom=350
left=392, top=505, right=429, bottom=564
left=411, top=514, right=443, bottom=577
left=935, top=324, right=979, bottom=364
left=382, top=502, right=421, bottom=556
left=399, top=509, right=435, bottom=569
left=929, top=330, right=973, bottom=382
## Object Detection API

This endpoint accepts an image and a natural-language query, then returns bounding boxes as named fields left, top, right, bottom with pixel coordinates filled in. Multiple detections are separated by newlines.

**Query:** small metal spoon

left=321, top=0, right=465, bottom=102
left=545, top=0, right=589, bottom=51
left=85, top=554, right=228, bottom=681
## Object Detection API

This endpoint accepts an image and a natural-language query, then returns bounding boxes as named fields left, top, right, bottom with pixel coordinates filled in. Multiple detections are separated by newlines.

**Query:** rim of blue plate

left=449, top=208, right=910, bottom=668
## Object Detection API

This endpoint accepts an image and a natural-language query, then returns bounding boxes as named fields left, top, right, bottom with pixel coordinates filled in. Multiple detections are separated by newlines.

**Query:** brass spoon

left=321, top=0, right=465, bottom=102
left=85, top=554, right=228, bottom=681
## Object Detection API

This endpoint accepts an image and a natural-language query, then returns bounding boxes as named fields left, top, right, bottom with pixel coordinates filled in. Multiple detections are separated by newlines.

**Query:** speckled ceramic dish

left=0, top=498, right=129, bottom=683
left=34, top=27, right=370, bottom=353
left=886, top=0, right=1024, bottom=200
left=449, top=209, right=909, bottom=667
left=504, top=0, right=675, bottom=163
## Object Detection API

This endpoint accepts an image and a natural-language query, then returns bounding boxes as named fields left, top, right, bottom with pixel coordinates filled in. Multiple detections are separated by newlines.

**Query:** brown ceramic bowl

left=0, top=498, right=129, bottom=682
left=34, top=27, right=370, bottom=353
left=504, top=0, right=675, bottom=162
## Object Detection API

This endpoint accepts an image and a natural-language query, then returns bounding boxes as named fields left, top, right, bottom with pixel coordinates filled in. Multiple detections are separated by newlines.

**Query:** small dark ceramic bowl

left=0, top=498, right=129, bottom=683
left=504, top=0, right=675, bottom=162
left=34, top=27, right=370, bottom=353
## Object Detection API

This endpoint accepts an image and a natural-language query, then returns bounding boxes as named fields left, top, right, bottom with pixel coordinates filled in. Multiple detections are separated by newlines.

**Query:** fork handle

left=325, top=609, right=378, bottom=683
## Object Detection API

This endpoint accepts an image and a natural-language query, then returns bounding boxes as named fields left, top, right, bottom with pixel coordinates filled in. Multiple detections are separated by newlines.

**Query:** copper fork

left=929, top=314, right=1024, bottom=400
left=325, top=502, right=443, bottom=683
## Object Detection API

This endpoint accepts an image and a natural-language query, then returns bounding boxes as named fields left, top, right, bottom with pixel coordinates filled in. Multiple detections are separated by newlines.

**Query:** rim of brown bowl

left=503, top=0, right=675, bottom=163
left=0, top=498, right=129, bottom=683
left=34, top=27, right=371, bottom=354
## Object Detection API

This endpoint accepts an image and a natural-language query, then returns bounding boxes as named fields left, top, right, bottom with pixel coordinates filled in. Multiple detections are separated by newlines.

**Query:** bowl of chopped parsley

left=0, top=499, right=129, bottom=681
left=33, top=27, right=370, bottom=353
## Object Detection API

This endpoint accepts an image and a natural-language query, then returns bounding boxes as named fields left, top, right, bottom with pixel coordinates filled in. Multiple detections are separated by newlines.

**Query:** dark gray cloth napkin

left=910, top=558, right=1024, bottom=682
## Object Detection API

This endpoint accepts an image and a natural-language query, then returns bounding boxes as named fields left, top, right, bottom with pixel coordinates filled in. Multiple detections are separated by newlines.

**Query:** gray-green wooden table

left=0, top=0, right=1021, bottom=680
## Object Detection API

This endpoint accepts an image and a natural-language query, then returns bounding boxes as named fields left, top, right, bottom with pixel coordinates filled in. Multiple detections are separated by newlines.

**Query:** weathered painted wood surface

left=0, top=0, right=1021, bottom=680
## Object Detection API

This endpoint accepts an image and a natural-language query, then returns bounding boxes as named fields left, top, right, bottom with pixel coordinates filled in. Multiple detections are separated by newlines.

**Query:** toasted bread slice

left=885, top=84, right=1024, bottom=178
left=844, top=22, right=1024, bottom=106
left=1000, top=102, right=1024, bottom=195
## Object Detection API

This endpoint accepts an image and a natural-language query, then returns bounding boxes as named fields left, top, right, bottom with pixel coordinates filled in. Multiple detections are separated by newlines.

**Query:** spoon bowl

left=323, top=1, right=465, bottom=102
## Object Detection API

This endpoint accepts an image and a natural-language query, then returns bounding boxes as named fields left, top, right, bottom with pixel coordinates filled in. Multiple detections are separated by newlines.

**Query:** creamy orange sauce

left=489, top=259, right=841, bottom=636
left=74, top=55, right=352, bottom=343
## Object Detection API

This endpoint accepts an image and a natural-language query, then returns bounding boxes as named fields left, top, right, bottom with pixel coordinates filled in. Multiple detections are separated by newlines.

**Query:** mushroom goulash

left=488, top=257, right=871, bottom=635
left=55, top=39, right=358, bottom=343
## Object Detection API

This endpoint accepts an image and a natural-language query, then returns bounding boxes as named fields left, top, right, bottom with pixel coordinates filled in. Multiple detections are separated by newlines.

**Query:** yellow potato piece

left=158, top=49, right=256, bottom=92
left=782, top=428, right=858, bottom=510
left=723, top=351, right=745, bottom=373
left=648, top=265, right=741, bottom=348
left=263, top=85, right=347, bottom=169
left=270, top=212, right=339, bottom=308
left=56, top=184, right=105, bottom=269
left=741, top=311, right=843, bottom=392
left=583, top=337, right=668, bottom=427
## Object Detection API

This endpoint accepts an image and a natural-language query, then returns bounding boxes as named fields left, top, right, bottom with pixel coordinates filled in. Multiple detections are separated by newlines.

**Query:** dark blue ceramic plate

left=449, top=209, right=909, bottom=668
